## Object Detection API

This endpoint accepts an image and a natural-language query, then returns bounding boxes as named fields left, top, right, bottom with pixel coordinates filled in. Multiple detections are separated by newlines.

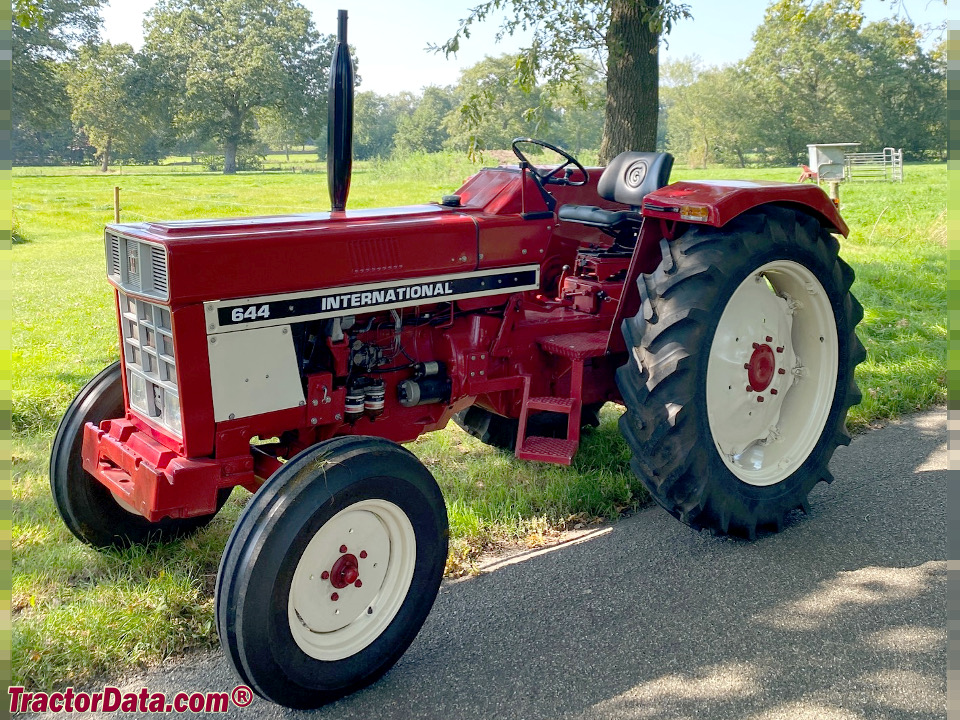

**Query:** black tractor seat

left=558, top=151, right=673, bottom=238
left=556, top=206, right=643, bottom=230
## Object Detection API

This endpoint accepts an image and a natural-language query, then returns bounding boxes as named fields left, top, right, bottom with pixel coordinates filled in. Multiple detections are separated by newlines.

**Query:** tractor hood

left=107, top=204, right=481, bottom=307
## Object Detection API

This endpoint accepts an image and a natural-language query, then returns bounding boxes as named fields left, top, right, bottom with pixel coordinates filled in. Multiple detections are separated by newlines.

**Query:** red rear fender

left=641, top=180, right=848, bottom=236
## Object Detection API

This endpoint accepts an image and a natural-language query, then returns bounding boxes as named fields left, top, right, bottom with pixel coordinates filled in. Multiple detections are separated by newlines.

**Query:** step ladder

left=515, top=331, right=608, bottom=465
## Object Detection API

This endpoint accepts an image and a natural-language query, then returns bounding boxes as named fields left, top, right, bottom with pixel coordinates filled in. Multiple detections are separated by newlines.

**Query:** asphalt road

left=61, top=409, right=947, bottom=719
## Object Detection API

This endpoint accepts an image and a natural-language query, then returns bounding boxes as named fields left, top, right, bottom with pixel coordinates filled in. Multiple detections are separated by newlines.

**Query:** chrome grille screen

left=118, top=292, right=181, bottom=436
left=106, top=233, right=169, bottom=301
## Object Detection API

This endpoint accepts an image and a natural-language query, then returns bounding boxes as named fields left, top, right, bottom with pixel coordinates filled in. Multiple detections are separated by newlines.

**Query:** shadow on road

left=99, top=410, right=946, bottom=720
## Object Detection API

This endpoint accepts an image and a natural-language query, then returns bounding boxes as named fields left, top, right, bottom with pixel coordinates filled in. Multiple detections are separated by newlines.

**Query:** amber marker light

left=680, top=205, right=710, bottom=222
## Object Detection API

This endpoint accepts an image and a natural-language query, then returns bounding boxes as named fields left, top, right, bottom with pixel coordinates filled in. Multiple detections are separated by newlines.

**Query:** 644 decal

left=207, top=266, right=540, bottom=333
left=231, top=304, right=271, bottom=322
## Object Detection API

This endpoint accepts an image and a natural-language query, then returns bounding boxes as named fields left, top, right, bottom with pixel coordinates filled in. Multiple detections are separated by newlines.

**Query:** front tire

left=617, top=208, right=865, bottom=538
left=215, top=436, right=448, bottom=708
left=49, top=362, right=231, bottom=548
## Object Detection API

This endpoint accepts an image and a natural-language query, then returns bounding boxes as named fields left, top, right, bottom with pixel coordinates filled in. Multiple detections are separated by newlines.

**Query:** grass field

left=12, top=153, right=946, bottom=689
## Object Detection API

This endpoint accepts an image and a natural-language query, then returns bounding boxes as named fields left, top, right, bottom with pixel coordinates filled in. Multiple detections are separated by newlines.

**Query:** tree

left=661, top=59, right=761, bottom=167
left=845, top=19, right=945, bottom=158
left=394, top=86, right=456, bottom=154
left=436, top=0, right=690, bottom=162
left=67, top=42, right=142, bottom=170
left=12, top=0, right=104, bottom=164
left=745, top=0, right=945, bottom=163
left=745, top=0, right=867, bottom=163
left=661, top=58, right=711, bottom=167
left=443, top=54, right=556, bottom=152
left=550, top=66, right=604, bottom=153
left=353, top=92, right=414, bottom=159
left=143, top=0, right=327, bottom=174
left=256, top=110, right=304, bottom=161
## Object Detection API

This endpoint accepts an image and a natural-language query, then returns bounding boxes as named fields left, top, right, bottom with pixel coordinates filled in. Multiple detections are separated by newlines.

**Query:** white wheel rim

left=706, top=260, right=838, bottom=486
left=288, top=499, right=416, bottom=661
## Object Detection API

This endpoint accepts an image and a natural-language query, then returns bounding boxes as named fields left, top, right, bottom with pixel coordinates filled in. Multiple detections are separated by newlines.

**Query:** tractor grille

left=119, top=292, right=181, bottom=436
left=106, top=233, right=169, bottom=301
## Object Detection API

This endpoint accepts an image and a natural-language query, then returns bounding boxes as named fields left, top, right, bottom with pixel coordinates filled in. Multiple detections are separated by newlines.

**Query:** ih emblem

left=127, top=246, right=138, bottom=275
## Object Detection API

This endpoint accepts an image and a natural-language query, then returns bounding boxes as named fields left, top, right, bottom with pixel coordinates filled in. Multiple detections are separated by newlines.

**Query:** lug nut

left=355, top=580, right=362, bottom=588
left=340, top=545, right=347, bottom=553
left=744, top=363, right=751, bottom=370
left=752, top=342, right=759, bottom=349
left=770, top=389, right=778, bottom=395
left=766, top=336, right=773, bottom=342
left=321, top=571, right=329, bottom=580
left=778, top=368, right=786, bottom=375
left=331, top=593, right=339, bottom=602
left=776, top=346, right=784, bottom=353
left=746, top=385, right=754, bottom=392
left=360, top=551, right=368, bottom=559
left=757, top=396, right=765, bottom=403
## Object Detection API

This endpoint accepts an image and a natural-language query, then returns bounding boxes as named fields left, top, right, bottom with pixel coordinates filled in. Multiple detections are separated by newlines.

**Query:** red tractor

left=49, top=13, right=864, bottom=710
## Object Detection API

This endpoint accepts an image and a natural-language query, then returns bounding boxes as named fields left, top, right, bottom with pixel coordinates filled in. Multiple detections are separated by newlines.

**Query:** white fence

left=844, top=147, right=903, bottom=182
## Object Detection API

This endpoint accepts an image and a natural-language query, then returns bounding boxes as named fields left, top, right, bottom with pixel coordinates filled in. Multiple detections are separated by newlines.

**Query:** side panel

left=207, top=325, right=305, bottom=422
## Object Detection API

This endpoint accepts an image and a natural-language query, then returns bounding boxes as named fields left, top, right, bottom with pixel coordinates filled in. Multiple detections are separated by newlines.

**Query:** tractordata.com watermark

left=8, top=685, right=254, bottom=714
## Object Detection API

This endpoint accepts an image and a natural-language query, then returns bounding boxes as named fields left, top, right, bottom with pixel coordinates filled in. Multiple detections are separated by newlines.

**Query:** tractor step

left=538, top=331, right=609, bottom=360
left=526, top=396, right=576, bottom=412
left=516, top=436, right=578, bottom=465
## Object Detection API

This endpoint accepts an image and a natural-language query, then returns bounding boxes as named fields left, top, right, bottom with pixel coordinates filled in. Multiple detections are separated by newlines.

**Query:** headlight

left=161, top=389, right=182, bottom=436
left=129, top=371, right=150, bottom=415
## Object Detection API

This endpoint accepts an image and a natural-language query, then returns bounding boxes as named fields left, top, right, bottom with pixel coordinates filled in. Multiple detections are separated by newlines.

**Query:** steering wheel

left=511, top=138, right=588, bottom=186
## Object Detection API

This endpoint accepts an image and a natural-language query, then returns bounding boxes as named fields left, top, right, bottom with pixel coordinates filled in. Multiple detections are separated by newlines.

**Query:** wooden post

left=114, top=186, right=120, bottom=223
left=827, top=181, right=840, bottom=210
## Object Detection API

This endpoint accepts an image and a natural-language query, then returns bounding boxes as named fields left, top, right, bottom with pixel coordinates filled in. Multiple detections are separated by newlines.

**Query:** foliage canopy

left=143, top=0, right=329, bottom=174
left=434, top=0, right=691, bottom=161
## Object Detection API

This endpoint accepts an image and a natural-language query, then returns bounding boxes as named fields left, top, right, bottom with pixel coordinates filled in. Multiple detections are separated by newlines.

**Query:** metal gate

left=844, top=148, right=903, bottom=182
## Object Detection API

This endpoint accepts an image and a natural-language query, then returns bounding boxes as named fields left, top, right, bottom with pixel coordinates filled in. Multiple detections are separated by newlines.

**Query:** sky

left=101, top=0, right=948, bottom=96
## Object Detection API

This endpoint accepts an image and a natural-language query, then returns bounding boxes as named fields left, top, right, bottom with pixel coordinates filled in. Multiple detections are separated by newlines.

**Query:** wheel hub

left=329, top=552, right=361, bottom=589
left=288, top=500, right=417, bottom=661
left=706, top=261, right=838, bottom=486
left=746, top=343, right=775, bottom=392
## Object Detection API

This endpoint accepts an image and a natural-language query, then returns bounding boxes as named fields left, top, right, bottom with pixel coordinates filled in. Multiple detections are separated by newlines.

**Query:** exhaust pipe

left=327, top=9, right=354, bottom=212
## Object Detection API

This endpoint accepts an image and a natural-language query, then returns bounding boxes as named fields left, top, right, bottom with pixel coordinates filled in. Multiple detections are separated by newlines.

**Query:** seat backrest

left=597, top=151, right=674, bottom=207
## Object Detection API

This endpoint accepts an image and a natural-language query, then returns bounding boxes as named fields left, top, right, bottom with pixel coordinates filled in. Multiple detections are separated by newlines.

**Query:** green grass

left=12, top=153, right=945, bottom=689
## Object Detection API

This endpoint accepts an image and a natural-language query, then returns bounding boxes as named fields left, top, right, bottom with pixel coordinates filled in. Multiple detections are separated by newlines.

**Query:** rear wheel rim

left=288, top=499, right=416, bottom=661
left=706, top=260, right=838, bottom=487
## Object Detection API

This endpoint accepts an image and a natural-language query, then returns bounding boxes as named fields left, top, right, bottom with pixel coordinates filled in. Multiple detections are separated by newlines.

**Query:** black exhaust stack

left=327, top=9, right=354, bottom=212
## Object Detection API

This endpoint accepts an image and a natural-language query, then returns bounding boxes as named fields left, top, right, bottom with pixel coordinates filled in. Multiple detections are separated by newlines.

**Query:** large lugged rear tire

left=49, top=362, right=231, bottom=548
left=216, top=436, right=448, bottom=709
left=617, top=207, right=865, bottom=538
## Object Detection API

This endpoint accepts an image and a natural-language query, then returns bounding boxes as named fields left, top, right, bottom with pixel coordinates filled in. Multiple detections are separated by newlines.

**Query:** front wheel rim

left=288, top=499, right=416, bottom=661
left=706, top=260, right=839, bottom=487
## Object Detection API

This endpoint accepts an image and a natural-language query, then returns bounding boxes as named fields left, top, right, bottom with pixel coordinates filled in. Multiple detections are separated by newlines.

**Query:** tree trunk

left=100, top=137, right=111, bottom=172
left=223, top=140, right=238, bottom=174
left=598, top=0, right=661, bottom=164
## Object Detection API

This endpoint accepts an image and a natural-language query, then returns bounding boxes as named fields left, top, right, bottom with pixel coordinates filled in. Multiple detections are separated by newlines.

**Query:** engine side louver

left=107, top=234, right=122, bottom=279
left=150, top=245, right=168, bottom=296
left=104, top=232, right=169, bottom=301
